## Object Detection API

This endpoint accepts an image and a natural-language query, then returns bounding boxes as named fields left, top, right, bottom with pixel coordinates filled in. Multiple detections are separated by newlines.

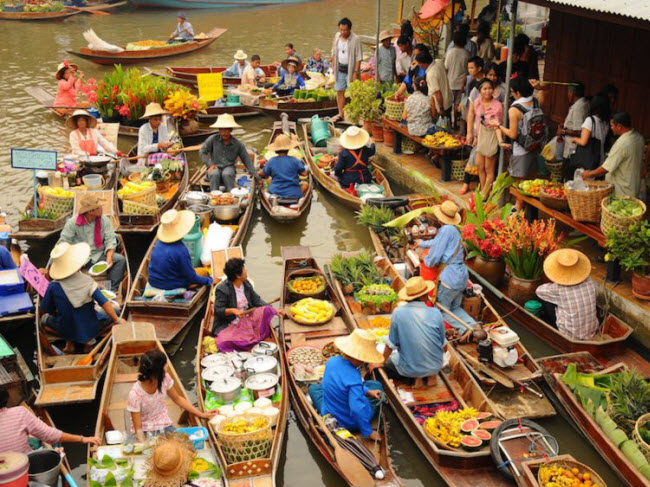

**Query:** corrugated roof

left=543, top=0, right=650, bottom=22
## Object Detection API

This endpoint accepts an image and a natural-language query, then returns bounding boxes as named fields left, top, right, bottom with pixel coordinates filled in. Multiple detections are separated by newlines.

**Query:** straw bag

left=384, top=96, right=405, bottom=121
left=122, top=199, right=157, bottom=216
left=42, top=192, right=74, bottom=218
left=545, top=160, right=564, bottom=182
left=565, top=181, right=612, bottom=222
left=633, top=413, right=650, bottom=461
left=121, top=185, right=156, bottom=207
left=216, top=414, right=272, bottom=464
left=600, top=195, right=646, bottom=236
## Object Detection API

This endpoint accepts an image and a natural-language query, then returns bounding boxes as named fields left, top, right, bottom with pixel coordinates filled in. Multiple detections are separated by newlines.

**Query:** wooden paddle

left=241, top=297, right=280, bottom=316
left=68, top=6, right=111, bottom=15
left=75, top=330, right=112, bottom=366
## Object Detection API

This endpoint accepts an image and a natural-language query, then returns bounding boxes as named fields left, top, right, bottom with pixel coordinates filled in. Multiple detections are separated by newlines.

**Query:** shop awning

left=419, top=0, right=451, bottom=19
left=532, top=0, right=650, bottom=22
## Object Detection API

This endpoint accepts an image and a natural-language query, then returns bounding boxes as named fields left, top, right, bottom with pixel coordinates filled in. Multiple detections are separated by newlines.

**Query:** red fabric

left=419, top=248, right=439, bottom=300
left=75, top=214, right=104, bottom=249
left=419, top=0, right=450, bottom=19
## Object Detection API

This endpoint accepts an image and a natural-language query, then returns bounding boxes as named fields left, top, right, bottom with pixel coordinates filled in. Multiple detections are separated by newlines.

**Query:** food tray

left=287, top=300, right=335, bottom=326
left=287, top=345, right=324, bottom=366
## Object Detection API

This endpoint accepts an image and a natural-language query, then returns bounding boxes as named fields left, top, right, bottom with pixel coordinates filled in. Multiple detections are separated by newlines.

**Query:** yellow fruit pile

left=190, top=458, right=211, bottom=472
left=117, top=181, right=154, bottom=198
left=539, top=464, right=599, bottom=487
left=289, top=298, right=334, bottom=324
left=368, top=316, right=391, bottom=328
left=518, top=178, right=548, bottom=196
left=221, top=417, right=268, bottom=435
left=424, top=408, right=479, bottom=448
left=42, top=187, right=74, bottom=198
left=202, top=336, right=217, bottom=354
left=423, top=132, right=461, bottom=149
left=131, top=40, right=167, bottom=47
left=288, top=276, right=325, bottom=295
left=164, top=90, right=207, bottom=120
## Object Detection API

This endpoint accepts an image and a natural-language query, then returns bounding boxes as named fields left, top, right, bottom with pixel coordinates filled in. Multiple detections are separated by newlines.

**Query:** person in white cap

left=333, top=126, right=375, bottom=190
left=138, top=103, right=174, bottom=158
left=375, top=30, right=396, bottom=83
left=224, top=50, right=249, bottom=78
left=168, top=11, right=194, bottom=43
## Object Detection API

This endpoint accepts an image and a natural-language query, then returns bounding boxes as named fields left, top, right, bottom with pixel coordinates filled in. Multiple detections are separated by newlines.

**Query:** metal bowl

left=184, top=191, right=210, bottom=206
left=211, top=203, right=240, bottom=221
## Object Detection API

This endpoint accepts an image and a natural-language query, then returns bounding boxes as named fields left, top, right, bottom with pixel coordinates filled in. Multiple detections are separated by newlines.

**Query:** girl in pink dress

left=53, top=61, right=83, bottom=109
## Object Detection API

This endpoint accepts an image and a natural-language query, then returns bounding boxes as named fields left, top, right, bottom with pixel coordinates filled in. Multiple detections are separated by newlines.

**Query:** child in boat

left=271, top=57, right=305, bottom=95
left=334, top=127, right=376, bottom=190
left=53, top=60, right=83, bottom=110
left=258, top=134, right=307, bottom=200
left=127, top=349, right=215, bottom=441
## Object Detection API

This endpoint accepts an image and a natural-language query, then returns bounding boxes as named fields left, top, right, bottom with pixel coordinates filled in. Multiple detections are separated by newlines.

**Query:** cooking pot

left=244, top=355, right=278, bottom=376
left=201, top=354, right=229, bottom=368
left=202, top=364, right=235, bottom=383
left=83, top=155, right=112, bottom=168
left=211, top=203, right=240, bottom=222
left=187, top=204, right=212, bottom=228
left=209, top=376, right=242, bottom=403
left=252, top=341, right=279, bottom=359
left=245, top=373, right=279, bottom=399
left=184, top=191, right=210, bottom=206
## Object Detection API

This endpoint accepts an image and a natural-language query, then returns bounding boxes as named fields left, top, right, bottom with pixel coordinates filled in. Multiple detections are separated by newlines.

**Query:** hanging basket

left=565, top=181, right=613, bottom=222
left=451, top=159, right=467, bottom=181
left=42, top=192, right=74, bottom=218
left=216, top=414, right=273, bottom=464
left=600, top=195, right=646, bottom=236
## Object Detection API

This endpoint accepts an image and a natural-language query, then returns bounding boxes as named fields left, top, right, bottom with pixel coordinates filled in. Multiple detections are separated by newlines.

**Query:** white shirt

left=581, top=115, right=609, bottom=163
left=444, top=47, right=470, bottom=90
left=241, top=64, right=265, bottom=86
left=69, top=128, right=117, bottom=156
left=426, top=59, right=452, bottom=112
left=563, top=97, right=589, bottom=158
left=337, top=38, right=349, bottom=65
left=137, top=118, right=173, bottom=157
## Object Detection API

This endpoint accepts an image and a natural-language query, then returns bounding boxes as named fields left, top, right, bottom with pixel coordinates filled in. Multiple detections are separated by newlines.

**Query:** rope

left=373, top=393, right=385, bottom=454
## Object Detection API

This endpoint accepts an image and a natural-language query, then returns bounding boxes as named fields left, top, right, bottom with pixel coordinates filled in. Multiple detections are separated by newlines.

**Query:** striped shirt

left=0, top=407, right=62, bottom=453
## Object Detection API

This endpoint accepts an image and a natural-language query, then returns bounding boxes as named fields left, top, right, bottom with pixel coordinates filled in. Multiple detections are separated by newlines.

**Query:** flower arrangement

left=605, top=221, right=650, bottom=275
left=164, top=90, right=207, bottom=120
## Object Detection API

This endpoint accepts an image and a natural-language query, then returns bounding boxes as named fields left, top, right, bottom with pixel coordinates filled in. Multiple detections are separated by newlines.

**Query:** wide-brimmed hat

left=432, top=200, right=461, bottom=225
left=210, top=113, right=241, bottom=129
left=55, top=60, right=78, bottom=80
left=334, top=329, right=384, bottom=364
left=65, top=109, right=98, bottom=130
left=141, top=103, right=169, bottom=120
left=77, top=192, right=106, bottom=215
left=397, top=276, right=435, bottom=301
left=233, top=49, right=247, bottom=60
left=378, top=30, right=393, bottom=42
left=176, top=10, right=187, bottom=19
left=543, top=249, right=591, bottom=286
left=144, top=434, right=194, bottom=487
left=49, top=242, right=90, bottom=280
left=265, top=133, right=300, bottom=152
left=157, top=209, right=196, bottom=243
left=340, top=126, right=370, bottom=150
left=280, top=57, right=304, bottom=72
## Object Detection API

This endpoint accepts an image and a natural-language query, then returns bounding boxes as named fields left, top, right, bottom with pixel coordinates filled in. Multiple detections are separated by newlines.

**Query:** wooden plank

left=24, top=86, right=55, bottom=107
left=282, top=311, right=349, bottom=335
left=35, top=381, right=98, bottom=406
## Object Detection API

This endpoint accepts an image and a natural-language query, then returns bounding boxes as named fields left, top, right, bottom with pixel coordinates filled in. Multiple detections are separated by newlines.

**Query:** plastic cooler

left=0, top=270, right=25, bottom=296
left=0, top=293, right=33, bottom=317
left=176, top=426, right=209, bottom=449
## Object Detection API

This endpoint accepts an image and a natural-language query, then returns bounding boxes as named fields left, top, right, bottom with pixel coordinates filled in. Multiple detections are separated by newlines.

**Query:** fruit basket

left=286, top=269, right=327, bottom=300
left=216, top=414, right=272, bottom=464
left=566, top=181, right=612, bottom=223
left=600, top=195, right=646, bottom=236
left=288, top=298, right=335, bottom=326
left=537, top=459, right=607, bottom=487
left=540, top=185, right=569, bottom=211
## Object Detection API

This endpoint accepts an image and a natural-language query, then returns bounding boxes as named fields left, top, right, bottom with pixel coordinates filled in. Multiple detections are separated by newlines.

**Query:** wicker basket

left=286, top=269, right=327, bottom=300
left=384, top=97, right=405, bottom=121
left=537, top=459, right=607, bottom=487
left=600, top=195, right=647, bottom=236
left=545, top=160, right=564, bottom=182
left=287, top=300, right=335, bottom=326
left=540, top=187, right=569, bottom=211
left=451, top=159, right=467, bottom=181
left=121, top=185, right=156, bottom=207
left=42, top=191, right=74, bottom=218
left=565, top=181, right=613, bottom=222
left=216, top=414, right=272, bottom=464
left=401, top=138, right=417, bottom=154
left=633, top=413, right=650, bottom=461
left=122, top=199, right=157, bottom=216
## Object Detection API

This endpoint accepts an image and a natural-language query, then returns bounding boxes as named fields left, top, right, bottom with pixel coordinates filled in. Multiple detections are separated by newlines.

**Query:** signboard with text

left=11, top=149, right=57, bottom=171
left=197, top=72, right=224, bottom=102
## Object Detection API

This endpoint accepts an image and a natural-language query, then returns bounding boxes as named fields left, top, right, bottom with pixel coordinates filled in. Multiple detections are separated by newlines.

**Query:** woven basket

left=42, top=192, right=74, bottom=218
left=451, top=159, right=467, bottom=181
left=123, top=199, right=157, bottom=216
left=401, top=137, right=417, bottom=154
left=537, top=459, right=607, bottom=487
left=545, top=160, right=564, bottom=182
left=216, top=414, right=272, bottom=464
left=633, top=413, right=650, bottom=461
left=540, top=187, right=569, bottom=211
left=566, top=181, right=613, bottom=222
left=121, top=185, right=156, bottom=207
left=600, top=196, right=646, bottom=236
left=384, top=97, right=405, bottom=121
left=286, top=269, right=327, bottom=300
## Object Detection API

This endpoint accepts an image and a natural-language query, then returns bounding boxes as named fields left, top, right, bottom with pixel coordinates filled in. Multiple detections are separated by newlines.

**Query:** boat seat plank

left=35, top=381, right=97, bottom=406
left=282, top=311, right=349, bottom=335
left=114, top=373, right=140, bottom=383
left=44, top=355, right=83, bottom=367
left=396, top=381, right=455, bottom=406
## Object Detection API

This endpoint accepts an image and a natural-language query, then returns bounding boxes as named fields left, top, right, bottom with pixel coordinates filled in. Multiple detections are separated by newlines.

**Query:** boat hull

left=0, top=8, right=80, bottom=20
left=130, top=0, right=307, bottom=8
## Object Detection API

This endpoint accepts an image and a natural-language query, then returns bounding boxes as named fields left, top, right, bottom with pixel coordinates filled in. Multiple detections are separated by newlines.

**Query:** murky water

left=0, top=1, right=623, bottom=485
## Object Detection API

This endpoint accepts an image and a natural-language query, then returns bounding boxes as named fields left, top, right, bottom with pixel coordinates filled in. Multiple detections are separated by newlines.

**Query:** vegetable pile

left=606, top=196, right=644, bottom=217
left=329, top=251, right=387, bottom=294
left=355, top=284, right=397, bottom=312
left=517, top=179, right=548, bottom=196
left=42, top=186, right=74, bottom=198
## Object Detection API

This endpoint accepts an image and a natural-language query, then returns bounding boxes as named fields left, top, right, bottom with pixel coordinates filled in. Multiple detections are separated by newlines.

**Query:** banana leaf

left=639, top=463, right=650, bottom=480
left=408, top=170, right=441, bottom=201
left=384, top=207, right=437, bottom=228
left=620, top=440, right=650, bottom=471
left=605, top=428, right=629, bottom=448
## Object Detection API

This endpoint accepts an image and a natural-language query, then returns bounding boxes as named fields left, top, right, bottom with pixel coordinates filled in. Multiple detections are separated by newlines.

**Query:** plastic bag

left=435, top=115, right=450, bottom=130
left=566, top=168, right=588, bottom=191
left=542, top=136, right=557, bottom=161
left=200, top=222, right=234, bottom=266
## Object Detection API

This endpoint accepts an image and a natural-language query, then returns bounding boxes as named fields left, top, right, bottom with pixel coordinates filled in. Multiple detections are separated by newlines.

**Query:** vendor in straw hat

left=536, top=249, right=598, bottom=340
left=53, top=60, right=83, bottom=110
left=258, top=133, right=307, bottom=199
left=271, top=57, right=305, bottom=95
left=59, top=193, right=125, bottom=292
left=370, top=276, right=446, bottom=388
left=224, top=50, right=249, bottom=78
left=144, top=434, right=194, bottom=487
left=40, top=242, right=125, bottom=353
left=308, top=329, right=385, bottom=441
left=148, top=210, right=212, bottom=291
left=200, top=114, right=256, bottom=192
left=334, top=126, right=376, bottom=190
left=375, top=30, right=397, bottom=83
left=168, top=11, right=194, bottom=43
left=138, top=103, right=174, bottom=158
left=417, top=200, right=475, bottom=332
left=67, top=109, right=121, bottom=157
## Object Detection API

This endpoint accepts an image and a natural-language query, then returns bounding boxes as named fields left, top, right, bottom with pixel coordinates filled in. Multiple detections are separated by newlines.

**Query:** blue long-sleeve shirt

left=419, top=224, right=468, bottom=290
left=321, top=356, right=373, bottom=437
left=147, top=240, right=212, bottom=290
left=0, top=247, right=16, bottom=270
left=272, top=73, right=305, bottom=94
left=224, top=61, right=248, bottom=78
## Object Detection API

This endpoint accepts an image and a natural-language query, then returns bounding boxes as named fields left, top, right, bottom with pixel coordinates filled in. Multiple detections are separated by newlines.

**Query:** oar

left=477, top=292, right=508, bottom=328
left=242, top=297, right=280, bottom=316
left=68, top=6, right=110, bottom=15
left=59, top=461, right=79, bottom=487
left=75, top=331, right=112, bottom=366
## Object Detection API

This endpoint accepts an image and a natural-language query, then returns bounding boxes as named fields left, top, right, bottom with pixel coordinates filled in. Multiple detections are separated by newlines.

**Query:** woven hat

left=334, top=329, right=384, bottom=364
left=144, top=434, right=194, bottom=487
left=340, top=126, right=370, bottom=150
left=141, top=103, right=169, bottom=120
left=265, top=133, right=300, bottom=152
left=65, top=109, right=98, bottom=130
left=55, top=60, right=78, bottom=80
left=233, top=49, right=248, bottom=60
left=397, top=276, right=435, bottom=301
left=50, top=242, right=91, bottom=280
left=379, top=30, right=393, bottom=42
left=176, top=10, right=187, bottom=19
left=157, top=209, right=196, bottom=243
left=77, top=192, right=106, bottom=215
left=210, top=113, right=241, bottom=129
left=432, top=200, right=461, bottom=225
left=280, top=57, right=304, bottom=72
left=543, top=249, right=591, bottom=286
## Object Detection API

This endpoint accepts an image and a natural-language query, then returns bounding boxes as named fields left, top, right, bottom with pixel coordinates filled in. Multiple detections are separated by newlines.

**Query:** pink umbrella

left=419, top=0, right=451, bottom=19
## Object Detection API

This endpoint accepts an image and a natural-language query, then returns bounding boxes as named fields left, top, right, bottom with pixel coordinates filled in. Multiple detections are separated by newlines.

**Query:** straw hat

left=432, top=200, right=461, bottom=225
left=543, top=249, right=591, bottom=286
left=334, top=329, right=384, bottom=364
left=265, top=133, right=300, bottom=152
left=49, top=242, right=91, bottom=280
left=176, top=10, right=187, bottom=19
left=280, top=56, right=304, bottom=72
left=233, top=49, right=248, bottom=60
left=397, top=276, right=435, bottom=301
left=144, top=434, right=194, bottom=487
left=210, top=113, right=241, bottom=129
left=379, top=30, right=393, bottom=42
left=340, top=126, right=370, bottom=150
left=157, top=209, right=196, bottom=243
left=77, top=192, right=106, bottom=215
left=141, top=103, right=169, bottom=120
left=65, top=109, right=98, bottom=130
left=55, top=60, right=78, bottom=80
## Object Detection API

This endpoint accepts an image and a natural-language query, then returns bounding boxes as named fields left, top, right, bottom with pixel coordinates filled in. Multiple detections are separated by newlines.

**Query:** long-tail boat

left=151, top=64, right=277, bottom=89
left=255, top=96, right=339, bottom=121
left=0, top=8, right=81, bottom=20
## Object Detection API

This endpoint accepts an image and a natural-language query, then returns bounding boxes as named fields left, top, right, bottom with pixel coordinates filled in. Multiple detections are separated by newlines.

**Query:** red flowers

left=462, top=218, right=507, bottom=259
left=114, top=104, right=131, bottom=117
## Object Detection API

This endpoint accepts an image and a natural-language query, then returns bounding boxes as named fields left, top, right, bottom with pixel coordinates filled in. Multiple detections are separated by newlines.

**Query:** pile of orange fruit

left=288, top=276, right=325, bottom=295
left=538, top=464, right=600, bottom=487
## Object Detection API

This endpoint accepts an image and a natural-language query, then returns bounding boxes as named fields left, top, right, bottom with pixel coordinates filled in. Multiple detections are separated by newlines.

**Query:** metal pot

left=209, top=376, right=242, bottom=403
left=245, top=373, right=279, bottom=399
left=27, top=450, right=61, bottom=487
left=244, top=355, right=278, bottom=377
left=252, top=341, right=279, bottom=359
left=83, top=155, right=112, bottom=168
left=184, top=191, right=210, bottom=206
left=211, top=203, right=240, bottom=222
left=187, top=204, right=212, bottom=228
left=202, top=364, right=235, bottom=383
left=201, top=354, right=229, bottom=368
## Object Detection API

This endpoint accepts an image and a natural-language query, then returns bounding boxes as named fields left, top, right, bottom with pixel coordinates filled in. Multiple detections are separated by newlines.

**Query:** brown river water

left=0, top=1, right=622, bottom=485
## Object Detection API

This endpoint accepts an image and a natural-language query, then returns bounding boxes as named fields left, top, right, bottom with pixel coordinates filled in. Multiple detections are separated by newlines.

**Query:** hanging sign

left=11, top=149, right=57, bottom=171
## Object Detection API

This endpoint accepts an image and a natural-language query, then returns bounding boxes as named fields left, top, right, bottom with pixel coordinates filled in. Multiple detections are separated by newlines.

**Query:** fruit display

left=605, top=196, right=644, bottom=217
left=41, top=186, right=74, bottom=198
left=20, top=0, right=63, bottom=12
left=130, top=40, right=167, bottom=48
left=422, top=132, right=463, bottom=149
left=542, top=184, right=567, bottom=200
left=288, top=345, right=324, bottom=366
left=517, top=179, right=549, bottom=196
left=423, top=408, right=481, bottom=448
left=538, top=463, right=601, bottom=487
left=367, top=316, right=391, bottom=328
left=117, top=181, right=154, bottom=198
left=202, top=336, right=218, bottom=354
left=287, top=276, right=325, bottom=296
left=220, top=416, right=268, bottom=435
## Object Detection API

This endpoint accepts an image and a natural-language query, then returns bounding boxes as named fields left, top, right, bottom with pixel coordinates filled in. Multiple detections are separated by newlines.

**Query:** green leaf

left=101, top=455, right=116, bottom=468
left=383, top=207, right=436, bottom=228
left=104, top=472, right=117, bottom=487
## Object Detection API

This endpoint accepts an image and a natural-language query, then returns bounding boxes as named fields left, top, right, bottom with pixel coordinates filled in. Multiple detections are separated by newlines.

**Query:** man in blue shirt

left=259, top=134, right=306, bottom=199
left=394, top=49, right=431, bottom=98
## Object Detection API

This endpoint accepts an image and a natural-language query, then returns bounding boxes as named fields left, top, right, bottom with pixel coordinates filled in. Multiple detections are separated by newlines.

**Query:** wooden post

left=497, top=0, right=518, bottom=176
left=496, top=0, right=503, bottom=42
left=469, top=0, right=477, bottom=31
left=375, top=0, right=381, bottom=82
left=398, top=0, right=404, bottom=25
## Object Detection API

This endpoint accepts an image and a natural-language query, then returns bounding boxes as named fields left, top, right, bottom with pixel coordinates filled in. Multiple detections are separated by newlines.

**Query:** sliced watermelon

left=460, top=435, right=482, bottom=452
left=460, top=419, right=479, bottom=433
left=471, top=429, right=492, bottom=444
left=475, top=412, right=492, bottom=421
left=479, top=420, right=502, bottom=431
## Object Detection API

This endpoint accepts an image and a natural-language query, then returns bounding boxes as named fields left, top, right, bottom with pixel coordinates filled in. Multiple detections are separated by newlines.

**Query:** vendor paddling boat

left=150, top=64, right=277, bottom=89
left=0, top=8, right=81, bottom=20
left=301, top=120, right=393, bottom=210
left=278, top=245, right=402, bottom=486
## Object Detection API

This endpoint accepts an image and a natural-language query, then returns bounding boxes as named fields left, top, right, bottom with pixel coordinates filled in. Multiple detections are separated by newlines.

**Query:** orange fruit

left=583, top=474, right=591, bottom=481
left=572, top=468, right=580, bottom=475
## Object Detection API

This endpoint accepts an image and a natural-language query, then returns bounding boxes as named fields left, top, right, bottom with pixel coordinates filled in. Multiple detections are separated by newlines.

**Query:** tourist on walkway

left=395, top=49, right=431, bottom=99
left=168, top=12, right=194, bottom=43
left=460, top=56, right=486, bottom=131
left=426, top=57, right=452, bottom=122
left=53, top=60, right=83, bottom=110
left=331, top=17, right=362, bottom=121
left=445, top=30, right=471, bottom=125
left=573, top=94, right=610, bottom=165
left=334, top=126, right=375, bottom=190
left=272, top=57, right=305, bottom=95
left=137, top=103, right=174, bottom=157
left=403, top=77, right=433, bottom=137
left=241, top=54, right=266, bottom=86
left=260, top=134, right=306, bottom=198
left=395, top=36, right=414, bottom=82
left=472, top=21, right=496, bottom=64
left=224, top=50, right=249, bottom=78
left=200, top=114, right=255, bottom=192
left=67, top=109, right=119, bottom=157
left=557, top=82, right=589, bottom=160
left=512, top=33, right=539, bottom=80
left=305, top=48, right=330, bottom=75
left=59, top=193, right=125, bottom=292
left=309, top=329, right=384, bottom=441
left=445, top=24, right=478, bottom=58
left=376, top=30, right=396, bottom=83
left=582, top=111, right=645, bottom=197
left=536, top=249, right=598, bottom=340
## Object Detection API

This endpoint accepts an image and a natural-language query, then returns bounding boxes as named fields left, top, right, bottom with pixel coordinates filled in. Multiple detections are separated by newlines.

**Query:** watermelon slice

left=475, top=412, right=492, bottom=421
left=471, top=429, right=491, bottom=444
left=460, top=419, right=479, bottom=433
left=479, top=420, right=502, bottom=431
left=460, top=436, right=482, bottom=452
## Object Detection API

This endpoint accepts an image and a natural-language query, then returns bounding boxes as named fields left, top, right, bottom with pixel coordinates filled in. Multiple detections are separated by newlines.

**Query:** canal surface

left=0, top=1, right=622, bottom=485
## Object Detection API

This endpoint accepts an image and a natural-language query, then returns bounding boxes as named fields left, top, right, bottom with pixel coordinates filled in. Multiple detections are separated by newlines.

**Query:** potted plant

left=164, top=89, right=207, bottom=135
left=345, top=79, right=382, bottom=130
left=605, top=221, right=650, bottom=300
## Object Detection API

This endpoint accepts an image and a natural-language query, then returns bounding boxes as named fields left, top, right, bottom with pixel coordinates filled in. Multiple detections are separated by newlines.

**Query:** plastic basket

left=42, top=192, right=74, bottom=218
left=633, top=413, right=650, bottom=461
left=123, top=199, right=157, bottom=216
left=565, top=181, right=613, bottom=222
left=216, top=414, right=272, bottom=464
left=451, top=159, right=467, bottom=181
left=121, top=185, right=156, bottom=207
left=540, top=187, right=569, bottom=211
left=401, top=138, right=417, bottom=154
left=384, top=97, right=405, bottom=121
left=600, top=195, right=646, bottom=236
left=176, top=426, right=209, bottom=450
left=545, top=160, right=564, bottom=182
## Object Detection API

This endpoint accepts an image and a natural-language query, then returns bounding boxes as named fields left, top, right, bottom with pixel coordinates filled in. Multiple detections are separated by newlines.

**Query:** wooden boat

left=67, top=27, right=227, bottom=65
left=0, top=243, right=35, bottom=328
left=115, top=122, right=220, bottom=145
left=301, top=120, right=393, bottom=210
left=197, top=104, right=261, bottom=123
left=278, top=245, right=403, bottom=486
left=34, top=234, right=131, bottom=406
left=90, top=322, right=225, bottom=486
left=255, top=96, right=339, bottom=121
left=0, top=334, right=29, bottom=407
left=259, top=117, right=313, bottom=223
left=152, top=64, right=277, bottom=89
left=0, top=8, right=81, bottom=20
left=79, top=0, right=127, bottom=11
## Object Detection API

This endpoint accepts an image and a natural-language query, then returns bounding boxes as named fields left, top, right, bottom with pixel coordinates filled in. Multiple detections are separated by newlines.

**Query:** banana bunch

left=424, top=408, right=479, bottom=448
left=423, top=131, right=462, bottom=149
left=42, top=187, right=74, bottom=198
left=117, top=181, right=154, bottom=198
left=202, top=336, right=218, bottom=354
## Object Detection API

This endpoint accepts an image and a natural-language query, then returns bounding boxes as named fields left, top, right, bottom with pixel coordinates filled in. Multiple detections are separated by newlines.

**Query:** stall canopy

left=419, top=0, right=451, bottom=19
left=537, top=0, right=650, bottom=22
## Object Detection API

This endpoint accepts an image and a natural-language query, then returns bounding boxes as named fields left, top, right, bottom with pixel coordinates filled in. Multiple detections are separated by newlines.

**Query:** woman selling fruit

left=53, top=60, right=83, bottom=111
left=67, top=110, right=121, bottom=157
left=137, top=103, right=175, bottom=158
left=271, top=57, right=305, bottom=95
left=334, top=126, right=376, bottom=190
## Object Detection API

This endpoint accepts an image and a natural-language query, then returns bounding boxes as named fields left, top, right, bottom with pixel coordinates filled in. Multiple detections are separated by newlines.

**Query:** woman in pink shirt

left=467, top=78, right=503, bottom=197
left=53, top=61, right=83, bottom=110
left=0, top=387, right=100, bottom=453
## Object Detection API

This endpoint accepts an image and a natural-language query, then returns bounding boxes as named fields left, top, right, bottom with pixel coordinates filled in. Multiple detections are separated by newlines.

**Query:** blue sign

left=11, top=149, right=57, bottom=171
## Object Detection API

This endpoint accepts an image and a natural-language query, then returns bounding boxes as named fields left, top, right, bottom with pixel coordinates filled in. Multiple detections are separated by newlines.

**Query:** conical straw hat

left=210, top=113, right=242, bottom=129
left=144, top=434, right=193, bottom=487
left=233, top=50, right=248, bottom=60
left=397, top=276, right=435, bottom=301
left=340, top=126, right=370, bottom=150
left=157, top=209, right=196, bottom=243
left=543, top=249, right=591, bottom=286
left=65, top=109, right=98, bottom=130
left=141, top=103, right=169, bottom=120
left=334, top=329, right=384, bottom=364
left=265, top=133, right=300, bottom=152
left=49, top=242, right=91, bottom=280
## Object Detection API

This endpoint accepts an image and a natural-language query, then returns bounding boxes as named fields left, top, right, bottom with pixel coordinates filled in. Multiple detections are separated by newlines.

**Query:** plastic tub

left=524, top=300, right=543, bottom=317
left=176, top=426, right=209, bottom=449
left=0, top=452, right=29, bottom=487
left=311, top=116, right=331, bottom=148
left=82, top=174, right=103, bottom=190
left=27, top=451, right=61, bottom=487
